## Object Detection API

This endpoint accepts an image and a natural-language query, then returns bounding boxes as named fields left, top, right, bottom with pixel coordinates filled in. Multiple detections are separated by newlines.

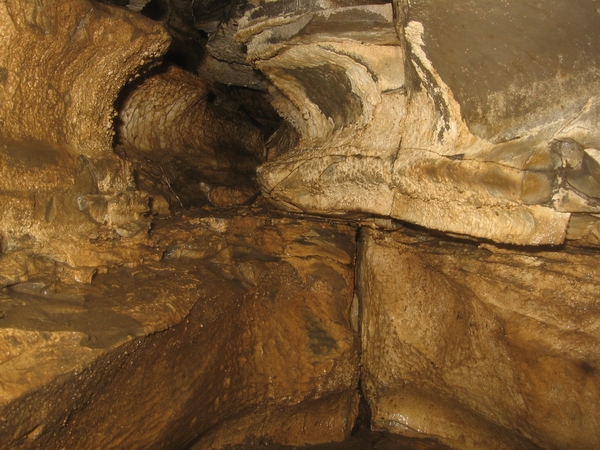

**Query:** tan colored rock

left=239, top=0, right=600, bottom=245
left=0, top=0, right=169, bottom=158
left=358, top=227, right=600, bottom=449
left=0, top=211, right=359, bottom=449
left=0, top=0, right=172, bottom=280
left=117, top=64, right=265, bottom=208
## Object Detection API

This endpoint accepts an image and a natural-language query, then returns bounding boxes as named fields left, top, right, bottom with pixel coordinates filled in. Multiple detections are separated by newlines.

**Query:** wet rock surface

left=0, top=0, right=170, bottom=278
left=1, top=0, right=600, bottom=448
left=226, top=398, right=452, bottom=450
left=117, top=64, right=266, bottom=210
left=0, top=210, right=359, bottom=449
left=358, top=226, right=600, bottom=449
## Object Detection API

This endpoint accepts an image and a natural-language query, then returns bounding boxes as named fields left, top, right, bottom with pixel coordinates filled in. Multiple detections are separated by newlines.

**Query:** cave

left=0, top=0, right=599, bottom=448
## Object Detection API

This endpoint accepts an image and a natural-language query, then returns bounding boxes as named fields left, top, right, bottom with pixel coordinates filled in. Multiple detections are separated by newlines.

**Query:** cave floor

left=226, top=398, right=452, bottom=450
left=228, top=426, right=451, bottom=450
left=0, top=207, right=452, bottom=448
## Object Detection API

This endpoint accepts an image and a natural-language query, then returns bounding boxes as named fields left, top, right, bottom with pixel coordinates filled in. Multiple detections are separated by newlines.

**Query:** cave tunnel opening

left=1, top=0, right=599, bottom=449
left=106, top=1, right=385, bottom=446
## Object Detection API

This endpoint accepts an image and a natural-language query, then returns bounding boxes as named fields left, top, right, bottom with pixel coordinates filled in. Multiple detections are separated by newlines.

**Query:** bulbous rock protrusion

left=0, top=0, right=171, bottom=276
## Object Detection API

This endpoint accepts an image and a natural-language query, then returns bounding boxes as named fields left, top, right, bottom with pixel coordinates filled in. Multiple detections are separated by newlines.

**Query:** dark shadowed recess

left=222, top=397, right=451, bottom=450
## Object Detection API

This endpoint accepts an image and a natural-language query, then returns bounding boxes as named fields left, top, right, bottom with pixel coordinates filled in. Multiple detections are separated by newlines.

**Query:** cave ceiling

left=1, top=1, right=600, bottom=449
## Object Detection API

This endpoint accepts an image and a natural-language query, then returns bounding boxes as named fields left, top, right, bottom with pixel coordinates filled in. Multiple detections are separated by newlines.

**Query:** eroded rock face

left=2, top=0, right=600, bottom=448
left=237, top=0, right=600, bottom=246
left=0, top=0, right=270, bottom=286
left=0, top=0, right=170, bottom=157
left=117, top=64, right=265, bottom=209
left=358, top=227, right=600, bottom=449
left=0, top=0, right=172, bottom=281
left=0, top=211, right=359, bottom=449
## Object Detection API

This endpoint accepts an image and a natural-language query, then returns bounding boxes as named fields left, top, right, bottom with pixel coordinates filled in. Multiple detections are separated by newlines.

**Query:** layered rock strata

left=359, top=226, right=600, bottom=449
left=1, top=1, right=600, bottom=449
left=235, top=0, right=600, bottom=246
left=0, top=211, right=359, bottom=449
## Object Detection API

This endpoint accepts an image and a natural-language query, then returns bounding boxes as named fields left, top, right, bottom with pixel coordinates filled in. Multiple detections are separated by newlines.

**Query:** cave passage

left=0, top=0, right=599, bottom=449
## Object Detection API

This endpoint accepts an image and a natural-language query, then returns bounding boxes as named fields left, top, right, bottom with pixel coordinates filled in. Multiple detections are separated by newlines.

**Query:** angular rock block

left=0, top=212, right=359, bottom=449
left=359, top=227, right=600, bottom=449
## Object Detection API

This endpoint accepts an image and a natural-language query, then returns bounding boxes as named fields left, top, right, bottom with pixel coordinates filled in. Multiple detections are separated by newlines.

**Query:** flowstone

left=235, top=0, right=600, bottom=246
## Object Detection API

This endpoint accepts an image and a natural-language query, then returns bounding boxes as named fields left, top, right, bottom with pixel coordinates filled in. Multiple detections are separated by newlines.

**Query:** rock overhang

left=230, top=0, right=600, bottom=246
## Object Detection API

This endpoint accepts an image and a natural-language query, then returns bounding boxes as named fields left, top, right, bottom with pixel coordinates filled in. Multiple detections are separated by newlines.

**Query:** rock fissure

left=1, top=0, right=600, bottom=449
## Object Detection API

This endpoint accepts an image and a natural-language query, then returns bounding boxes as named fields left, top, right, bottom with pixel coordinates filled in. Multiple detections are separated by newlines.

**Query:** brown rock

left=0, top=0, right=171, bottom=277
left=358, top=227, right=600, bottom=449
left=116, top=64, right=265, bottom=209
left=0, top=0, right=170, bottom=158
left=0, top=211, right=359, bottom=449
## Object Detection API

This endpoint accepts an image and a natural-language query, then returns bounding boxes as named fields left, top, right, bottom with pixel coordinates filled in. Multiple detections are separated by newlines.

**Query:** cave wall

left=241, top=0, right=600, bottom=246
left=0, top=0, right=599, bottom=449
left=0, top=0, right=171, bottom=281
left=0, top=212, right=359, bottom=449
left=359, top=227, right=600, bottom=449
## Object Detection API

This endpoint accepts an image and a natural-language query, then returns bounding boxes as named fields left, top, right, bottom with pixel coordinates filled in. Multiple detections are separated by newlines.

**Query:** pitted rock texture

left=0, top=0, right=169, bottom=158
left=358, top=227, right=600, bottom=449
left=117, top=64, right=265, bottom=209
left=0, top=0, right=270, bottom=284
left=0, top=210, right=359, bottom=449
left=239, top=0, right=600, bottom=246
left=0, top=0, right=172, bottom=280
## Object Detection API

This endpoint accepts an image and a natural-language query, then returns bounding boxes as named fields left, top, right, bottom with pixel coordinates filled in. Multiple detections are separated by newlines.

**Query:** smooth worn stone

left=0, top=211, right=359, bottom=449
left=358, top=227, right=600, bottom=449
left=406, top=0, right=600, bottom=143
left=243, top=0, right=600, bottom=246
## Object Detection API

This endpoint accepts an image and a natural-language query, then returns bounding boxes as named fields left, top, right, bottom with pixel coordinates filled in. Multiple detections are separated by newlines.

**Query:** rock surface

left=0, top=210, right=359, bottom=449
left=0, top=0, right=172, bottom=281
left=117, top=64, right=265, bottom=210
left=0, top=0, right=270, bottom=286
left=358, top=226, right=600, bottom=449
left=2, top=0, right=600, bottom=448
left=238, top=0, right=600, bottom=246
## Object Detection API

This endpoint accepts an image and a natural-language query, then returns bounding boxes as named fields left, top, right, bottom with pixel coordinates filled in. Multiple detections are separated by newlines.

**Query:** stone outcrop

left=0, top=211, right=359, bottom=449
left=235, top=0, right=600, bottom=246
left=0, top=0, right=269, bottom=285
left=1, top=0, right=600, bottom=448
left=358, top=226, right=600, bottom=449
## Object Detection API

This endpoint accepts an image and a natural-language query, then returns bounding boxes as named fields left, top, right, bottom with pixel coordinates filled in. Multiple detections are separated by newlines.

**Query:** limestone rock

left=0, top=0, right=169, bottom=158
left=117, top=64, right=265, bottom=209
left=0, top=0, right=173, bottom=280
left=358, top=227, right=600, bottom=449
left=241, top=0, right=600, bottom=246
left=0, top=211, right=359, bottom=449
